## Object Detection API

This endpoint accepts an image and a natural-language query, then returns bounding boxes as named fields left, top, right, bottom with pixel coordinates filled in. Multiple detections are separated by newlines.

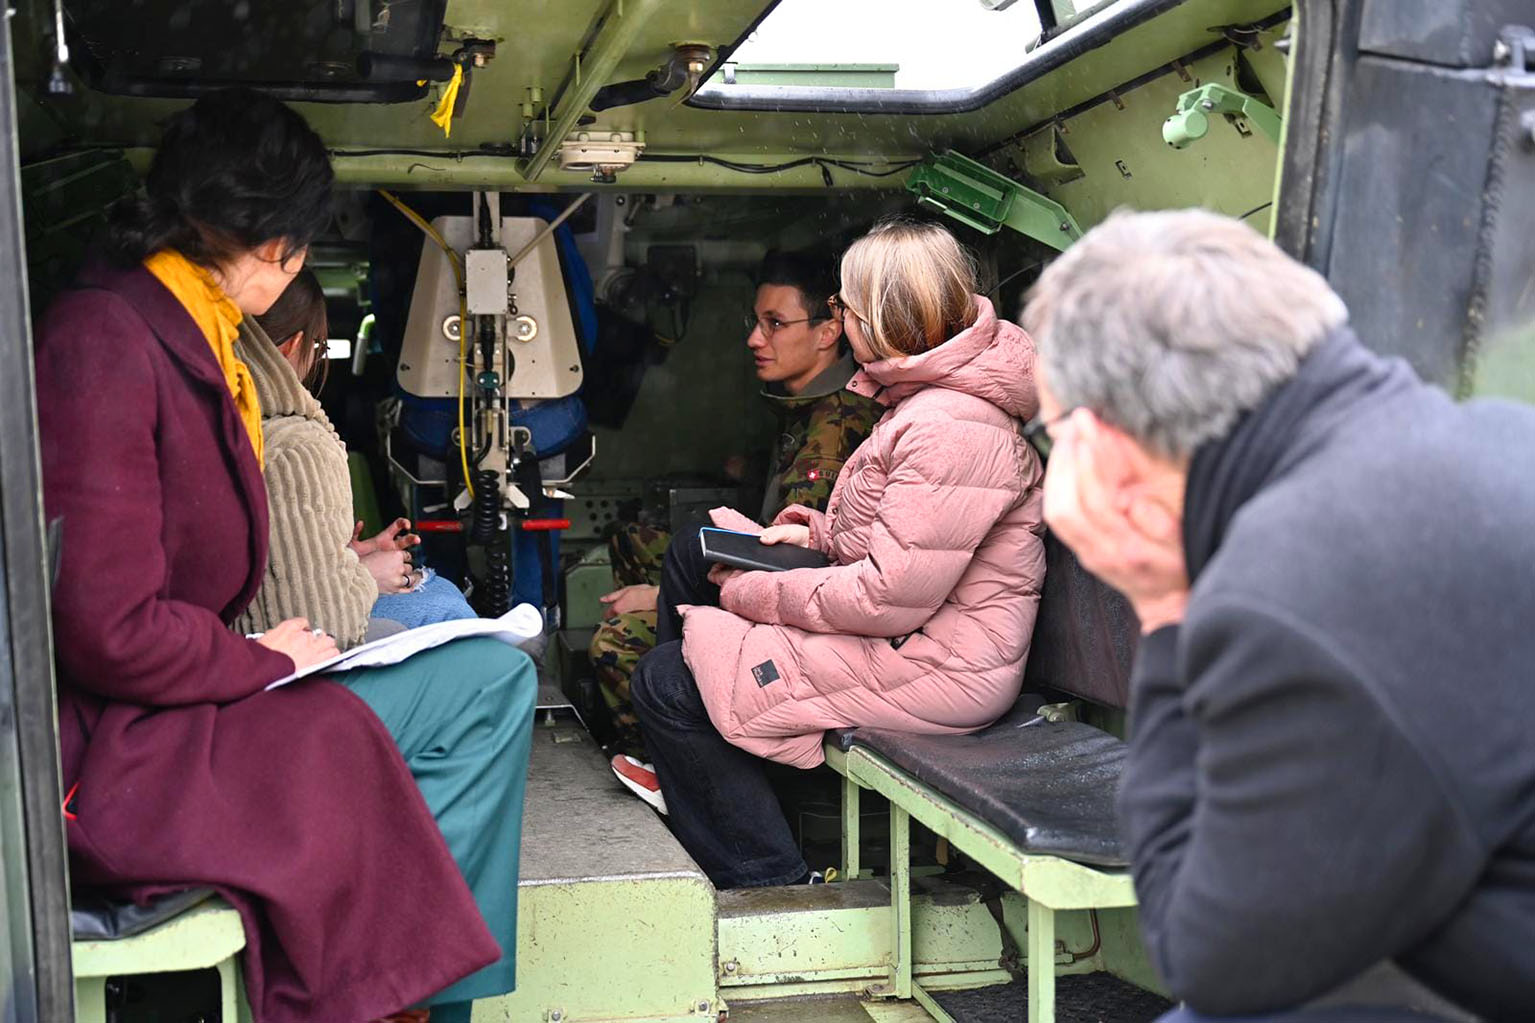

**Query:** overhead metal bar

left=521, top=0, right=666, bottom=182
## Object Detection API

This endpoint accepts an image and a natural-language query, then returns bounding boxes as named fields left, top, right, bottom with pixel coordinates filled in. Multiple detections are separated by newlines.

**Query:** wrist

left=1135, top=591, right=1188, bottom=634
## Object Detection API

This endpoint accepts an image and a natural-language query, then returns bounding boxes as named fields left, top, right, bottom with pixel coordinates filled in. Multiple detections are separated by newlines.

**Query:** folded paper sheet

left=264, top=604, right=544, bottom=690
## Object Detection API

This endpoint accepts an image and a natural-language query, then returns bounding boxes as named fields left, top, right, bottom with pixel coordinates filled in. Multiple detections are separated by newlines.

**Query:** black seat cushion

left=1021, top=531, right=1139, bottom=710
left=848, top=698, right=1128, bottom=866
left=70, top=887, right=216, bottom=941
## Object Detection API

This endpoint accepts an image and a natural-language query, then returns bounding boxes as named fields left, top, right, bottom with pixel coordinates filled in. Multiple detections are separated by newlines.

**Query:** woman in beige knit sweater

left=233, top=269, right=476, bottom=648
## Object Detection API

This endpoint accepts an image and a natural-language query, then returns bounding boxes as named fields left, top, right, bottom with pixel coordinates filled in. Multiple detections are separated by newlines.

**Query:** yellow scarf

left=145, top=249, right=265, bottom=467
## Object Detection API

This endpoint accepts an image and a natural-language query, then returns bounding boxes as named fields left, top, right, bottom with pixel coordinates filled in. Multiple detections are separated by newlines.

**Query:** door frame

left=0, top=8, right=75, bottom=1021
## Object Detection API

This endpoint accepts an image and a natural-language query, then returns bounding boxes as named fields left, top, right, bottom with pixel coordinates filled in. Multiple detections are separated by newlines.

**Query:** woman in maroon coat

left=36, top=90, right=534, bottom=1023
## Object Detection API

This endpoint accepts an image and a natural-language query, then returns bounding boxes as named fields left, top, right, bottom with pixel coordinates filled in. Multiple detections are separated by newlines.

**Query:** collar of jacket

left=759, top=352, right=861, bottom=407
left=78, top=261, right=241, bottom=399
left=1182, top=326, right=1419, bottom=582
left=73, top=258, right=272, bottom=618
left=236, top=318, right=324, bottom=421
left=842, top=295, right=1038, bottom=418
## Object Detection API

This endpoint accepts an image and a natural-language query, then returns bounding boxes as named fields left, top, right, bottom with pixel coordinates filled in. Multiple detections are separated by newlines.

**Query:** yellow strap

left=430, top=64, right=464, bottom=138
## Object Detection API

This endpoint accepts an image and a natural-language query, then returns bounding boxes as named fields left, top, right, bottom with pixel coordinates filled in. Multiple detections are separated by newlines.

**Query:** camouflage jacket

left=760, top=353, right=883, bottom=521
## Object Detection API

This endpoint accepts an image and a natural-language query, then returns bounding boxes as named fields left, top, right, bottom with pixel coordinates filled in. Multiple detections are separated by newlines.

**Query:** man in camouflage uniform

left=591, top=250, right=882, bottom=760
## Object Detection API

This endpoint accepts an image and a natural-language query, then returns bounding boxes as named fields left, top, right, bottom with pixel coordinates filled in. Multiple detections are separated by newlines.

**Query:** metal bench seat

left=825, top=531, right=1145, bottom=1023
left=842, top=698, right=1128, bottom=868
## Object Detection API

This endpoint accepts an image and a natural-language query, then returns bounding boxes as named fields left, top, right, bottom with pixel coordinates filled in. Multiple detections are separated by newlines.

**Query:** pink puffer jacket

left=681, top=296, right=1046, bottom=768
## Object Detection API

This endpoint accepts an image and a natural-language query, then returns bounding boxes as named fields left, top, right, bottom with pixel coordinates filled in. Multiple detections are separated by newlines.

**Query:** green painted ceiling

left=15, top=0, right=1291, bottom=190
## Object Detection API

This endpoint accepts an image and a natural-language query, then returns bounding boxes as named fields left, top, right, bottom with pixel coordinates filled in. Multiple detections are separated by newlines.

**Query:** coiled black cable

left=469, top=468, right=501, bottom=544
left=480, top=543, right=512, bottom=617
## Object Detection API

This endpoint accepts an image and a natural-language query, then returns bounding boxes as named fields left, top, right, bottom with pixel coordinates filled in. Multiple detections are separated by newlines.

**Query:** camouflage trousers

left=588, top=523, right=669, bottom=760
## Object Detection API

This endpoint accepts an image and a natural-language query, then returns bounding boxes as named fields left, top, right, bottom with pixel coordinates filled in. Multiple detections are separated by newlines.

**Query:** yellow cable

left=377, top=189, right=476, bottom=499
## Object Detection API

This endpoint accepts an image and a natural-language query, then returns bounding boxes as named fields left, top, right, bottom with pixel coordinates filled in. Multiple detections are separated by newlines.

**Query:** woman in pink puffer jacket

left=628, top=220, right=1046, bottom=889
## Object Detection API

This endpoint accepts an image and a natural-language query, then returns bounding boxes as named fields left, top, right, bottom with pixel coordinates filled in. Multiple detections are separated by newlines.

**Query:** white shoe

left=610, top=755, right=669, bottom=815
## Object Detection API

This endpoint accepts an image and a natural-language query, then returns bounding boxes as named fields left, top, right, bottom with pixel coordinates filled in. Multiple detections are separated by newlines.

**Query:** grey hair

left=1021, top=208, right=1348, bottom=458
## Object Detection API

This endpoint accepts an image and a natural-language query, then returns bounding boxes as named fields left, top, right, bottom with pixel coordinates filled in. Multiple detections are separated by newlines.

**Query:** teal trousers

left=339, top=637, right=537, bottom=1021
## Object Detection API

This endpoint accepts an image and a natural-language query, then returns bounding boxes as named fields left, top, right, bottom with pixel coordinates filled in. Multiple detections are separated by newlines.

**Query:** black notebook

left=698, top=527, right=831, bottom=573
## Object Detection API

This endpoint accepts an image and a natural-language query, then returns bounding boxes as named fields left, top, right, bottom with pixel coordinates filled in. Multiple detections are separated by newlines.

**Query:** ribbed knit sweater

left=231, top=322, right=375, bottom=649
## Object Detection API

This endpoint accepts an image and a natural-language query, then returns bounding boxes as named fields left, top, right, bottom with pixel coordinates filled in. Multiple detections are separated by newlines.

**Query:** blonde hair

left=840, top=220, right=978, bottom=359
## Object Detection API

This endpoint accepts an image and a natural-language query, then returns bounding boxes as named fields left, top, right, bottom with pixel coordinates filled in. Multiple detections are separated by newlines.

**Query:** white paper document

left=264, top=604, right=545, bottom=691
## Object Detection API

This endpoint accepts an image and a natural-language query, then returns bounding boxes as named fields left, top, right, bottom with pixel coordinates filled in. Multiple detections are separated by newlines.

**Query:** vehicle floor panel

left=726, top=995, right=932, bottom=1022
left=518, top=720, right=702, bottom=883
left=929, top=973, right=1172, bottom=1022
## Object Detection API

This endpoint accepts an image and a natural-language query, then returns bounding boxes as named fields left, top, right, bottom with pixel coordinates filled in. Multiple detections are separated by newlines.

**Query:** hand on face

left=1042, top=410, right=1190, bottom=633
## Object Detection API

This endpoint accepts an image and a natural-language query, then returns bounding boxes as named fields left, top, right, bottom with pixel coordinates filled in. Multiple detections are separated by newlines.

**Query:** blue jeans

left=630, top=639, right=807, bottom=889
left=339, top=637, right=537, bottom=1019
left=655, top=520, right=719, bottom=647
left=372, top=572, right=477, bottom=629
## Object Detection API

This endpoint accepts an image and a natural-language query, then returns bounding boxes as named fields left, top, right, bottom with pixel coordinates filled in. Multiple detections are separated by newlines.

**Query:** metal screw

left=697, top=1001, right=711, bottom=1012
left=1201, top=99, right=1214, bottom=110
left=723, top=959, right=739, bottom=974
left=549, top=1011, right=564, bottom=1022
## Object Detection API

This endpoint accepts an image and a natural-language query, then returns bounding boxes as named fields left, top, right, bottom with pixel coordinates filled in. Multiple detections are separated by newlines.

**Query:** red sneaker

left=610, top=755, right=668, bottom=815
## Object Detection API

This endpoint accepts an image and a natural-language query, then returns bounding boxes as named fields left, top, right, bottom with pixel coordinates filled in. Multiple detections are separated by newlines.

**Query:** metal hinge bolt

left=1492, top=26, right=1534, bottom=71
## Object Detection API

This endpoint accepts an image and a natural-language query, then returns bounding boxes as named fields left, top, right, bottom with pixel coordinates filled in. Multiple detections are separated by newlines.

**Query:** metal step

left=474, top=720, right=719, bottom=1022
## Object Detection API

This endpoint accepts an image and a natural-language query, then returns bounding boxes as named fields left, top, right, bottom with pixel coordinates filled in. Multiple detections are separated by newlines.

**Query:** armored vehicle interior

left=3, top=0, right=1532, bottom=1020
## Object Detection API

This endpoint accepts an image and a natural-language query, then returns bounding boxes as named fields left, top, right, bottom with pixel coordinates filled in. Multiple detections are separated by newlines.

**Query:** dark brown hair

left=104, top=88, right=333, bottom=269
left=255, top=268, right=329, bottom=390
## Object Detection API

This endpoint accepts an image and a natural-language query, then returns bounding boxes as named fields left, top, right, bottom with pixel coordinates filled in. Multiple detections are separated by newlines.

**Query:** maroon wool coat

left=37, top=263, right=499, bottom=1022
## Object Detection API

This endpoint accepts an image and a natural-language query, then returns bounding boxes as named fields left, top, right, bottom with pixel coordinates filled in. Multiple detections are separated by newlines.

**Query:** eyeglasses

left=1021, top=408, right=1077, bottom=460
left=827, top=292, right=865, bottom=324
left=744, top=312, right=827, bottom=337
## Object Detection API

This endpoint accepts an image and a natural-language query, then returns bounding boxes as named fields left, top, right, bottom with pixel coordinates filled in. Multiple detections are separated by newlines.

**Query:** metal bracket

left=906, top=151, right=1082, bottom=251
left=557, top=130, right=646, bottom=183
left=1163, top=82, right=1282, bottom=148
left=1492, top=25, right=1535, bottom=73
left=1019, top=124, right=1084, bottom=185
left=1037, top=701, right=1080, bottom=724
left=521, top=0, right=665, bottom=181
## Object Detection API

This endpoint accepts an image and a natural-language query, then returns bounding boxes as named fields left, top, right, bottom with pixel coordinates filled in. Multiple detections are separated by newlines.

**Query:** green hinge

left=907, top=151, right=1082, bottom=251
left=1163, top=82, right=1283, bottom=148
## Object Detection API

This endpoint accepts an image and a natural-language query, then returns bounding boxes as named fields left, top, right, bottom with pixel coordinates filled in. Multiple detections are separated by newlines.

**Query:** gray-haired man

left=1022, top=209, right=1535, bottom=1023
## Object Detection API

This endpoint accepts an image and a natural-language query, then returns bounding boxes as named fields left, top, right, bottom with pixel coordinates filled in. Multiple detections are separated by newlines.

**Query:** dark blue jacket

left=1122, top=332, right=1535, bottom=1021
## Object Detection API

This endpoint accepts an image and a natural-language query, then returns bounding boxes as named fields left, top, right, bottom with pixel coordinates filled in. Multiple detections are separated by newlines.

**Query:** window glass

left=712, top=0, right=1046, bottom=91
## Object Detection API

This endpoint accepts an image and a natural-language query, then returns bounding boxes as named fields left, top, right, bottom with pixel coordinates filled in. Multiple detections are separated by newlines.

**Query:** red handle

left=415, top=518, right=570, bottom=533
